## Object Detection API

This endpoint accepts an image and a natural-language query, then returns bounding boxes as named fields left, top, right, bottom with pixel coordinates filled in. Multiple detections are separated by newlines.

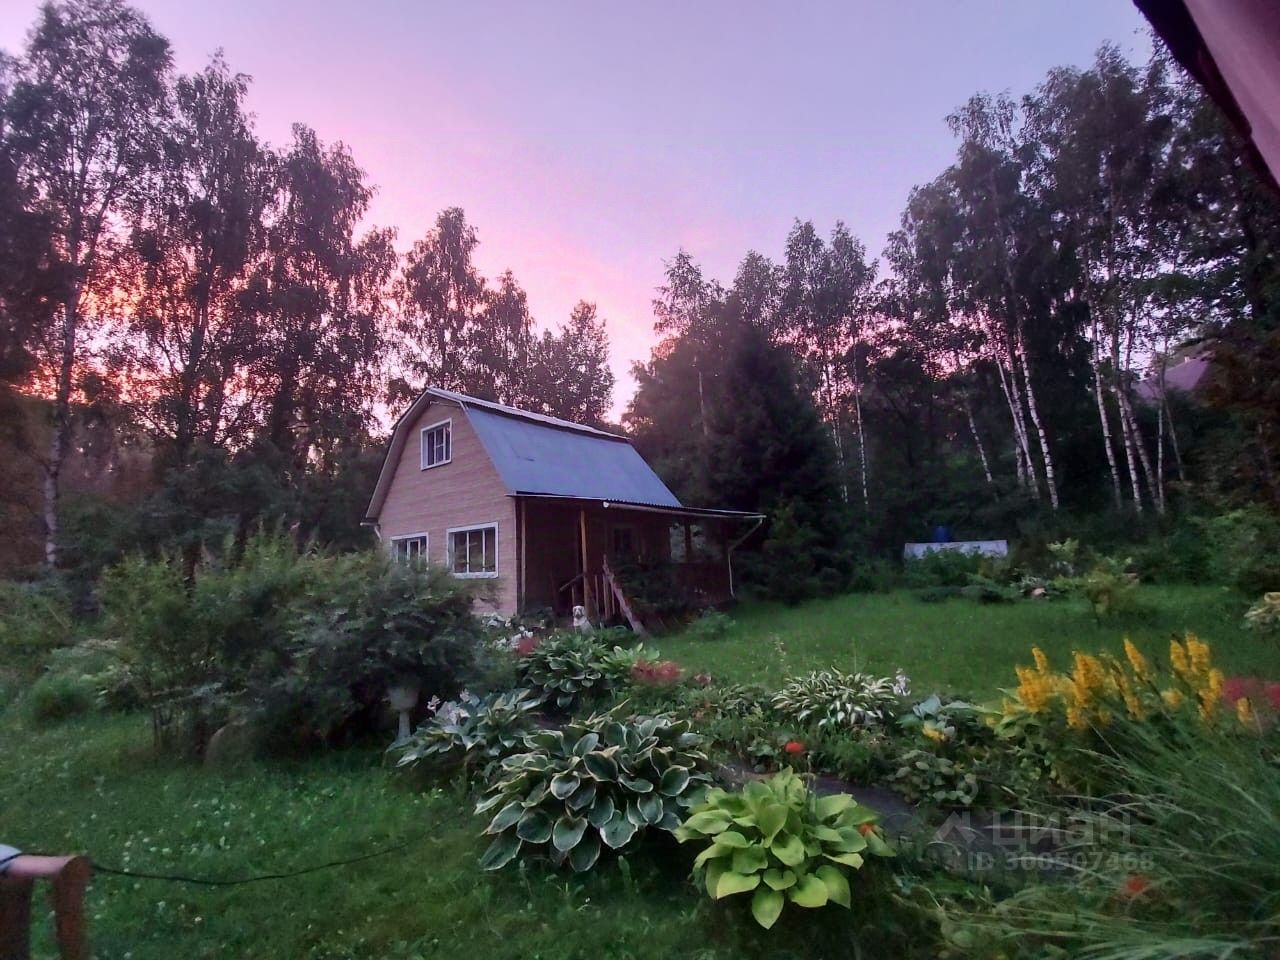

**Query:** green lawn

left=3, top=584, right=1275, bottom=959
left=660, top=585, right=1274, bottom=698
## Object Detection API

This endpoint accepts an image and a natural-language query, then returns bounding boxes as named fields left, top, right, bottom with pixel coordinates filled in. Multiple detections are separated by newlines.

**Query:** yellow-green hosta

left=675, top=768, right=893, bottom=929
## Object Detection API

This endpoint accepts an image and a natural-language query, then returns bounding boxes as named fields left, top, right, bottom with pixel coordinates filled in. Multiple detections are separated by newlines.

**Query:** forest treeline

left=2, top=0, right=1278, bottom=597
left=0, top=0, right=613, bottom=576
left=624, top=44, right=1280, bottom=591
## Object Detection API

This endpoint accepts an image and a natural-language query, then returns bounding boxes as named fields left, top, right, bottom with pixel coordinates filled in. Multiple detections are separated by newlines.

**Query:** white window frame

left=390, top=532, right=430, bottom=565
left=420, top=418, right=452, bottom=470
left=446, top=522, right=499, bottom=579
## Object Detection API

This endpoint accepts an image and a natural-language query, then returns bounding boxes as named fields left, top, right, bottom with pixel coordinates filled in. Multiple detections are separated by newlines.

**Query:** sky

left=0, top=1, right=1153, bottom=417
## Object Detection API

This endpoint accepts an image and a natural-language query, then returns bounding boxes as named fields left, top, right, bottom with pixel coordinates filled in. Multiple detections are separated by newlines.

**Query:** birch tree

left=5, top=0, right=170, bottom=564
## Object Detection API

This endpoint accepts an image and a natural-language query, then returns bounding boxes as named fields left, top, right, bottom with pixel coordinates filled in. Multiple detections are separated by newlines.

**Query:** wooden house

left=363, top=387, right=763, bottom=629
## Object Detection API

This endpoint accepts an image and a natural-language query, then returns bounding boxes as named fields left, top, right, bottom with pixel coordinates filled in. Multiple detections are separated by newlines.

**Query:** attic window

left=420, top=419, right=451, bottom=469
left=448, top=523, right=497, bottom=578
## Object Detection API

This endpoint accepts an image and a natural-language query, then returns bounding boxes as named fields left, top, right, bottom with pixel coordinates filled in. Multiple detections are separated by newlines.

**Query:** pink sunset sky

left=1, top=1, right=1151, bottom=417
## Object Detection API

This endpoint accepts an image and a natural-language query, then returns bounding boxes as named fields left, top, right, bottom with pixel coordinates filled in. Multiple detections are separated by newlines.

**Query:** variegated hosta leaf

left=474, top=710, right=713, bottom=873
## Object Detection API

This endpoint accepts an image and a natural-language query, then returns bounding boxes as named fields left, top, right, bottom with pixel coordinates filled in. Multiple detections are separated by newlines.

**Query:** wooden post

left=518, top=498, right=527, bottom=614
left=683, top=521, right=693, bottom=562
left=579, top=507, right=591, bottom=620
left=1, top=855, right=91, bottom=960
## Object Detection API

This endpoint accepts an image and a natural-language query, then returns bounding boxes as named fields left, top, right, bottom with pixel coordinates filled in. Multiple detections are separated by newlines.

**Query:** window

left=448, top=523, right=497, bottom=577
left=391, top=533, right=429, bottom=564
left=420, top=419, right=451, bottom=469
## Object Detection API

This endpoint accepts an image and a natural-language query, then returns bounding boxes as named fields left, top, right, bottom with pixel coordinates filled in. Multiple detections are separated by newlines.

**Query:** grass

left=2, top=583, right=1274, bottom=959
left=660, top=585, right=1274, bottom=697
left=0, top=713, right=916, bottom=960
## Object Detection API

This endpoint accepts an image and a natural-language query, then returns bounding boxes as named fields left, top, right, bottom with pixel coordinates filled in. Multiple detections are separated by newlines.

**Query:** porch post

left=683, top=520, right=693, bottom=562
left=518, top=498, right=527, bottom=614
left=579, top=507, right=592, bottom=619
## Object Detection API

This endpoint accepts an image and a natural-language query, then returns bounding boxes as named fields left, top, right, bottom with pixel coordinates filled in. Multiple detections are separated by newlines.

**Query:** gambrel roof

left=364, top=387, right=686, bottom=522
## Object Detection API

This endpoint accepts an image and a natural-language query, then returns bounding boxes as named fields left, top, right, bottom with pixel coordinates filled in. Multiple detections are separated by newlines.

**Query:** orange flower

left=858, top=822, right=876, bottom=836
left=1121, top=873, right=1151, bottom=898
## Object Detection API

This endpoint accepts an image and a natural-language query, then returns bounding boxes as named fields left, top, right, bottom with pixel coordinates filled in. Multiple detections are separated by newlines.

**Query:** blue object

left=0, top=844, right=21, bottom=874
left=932, top=525, right=952, bottom=543
left=465, top=404, right=683, bottom=508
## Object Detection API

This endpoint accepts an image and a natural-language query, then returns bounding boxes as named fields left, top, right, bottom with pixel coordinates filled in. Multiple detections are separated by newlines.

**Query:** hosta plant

left=517, top=632, right=648, bottom=710
left=475, top=711, right=713, bottom=872
left=771, top=669, right=900, bottom=728
left=393, top=688, right=542, bottom=781
left=675, top=769, right=892, bottom=929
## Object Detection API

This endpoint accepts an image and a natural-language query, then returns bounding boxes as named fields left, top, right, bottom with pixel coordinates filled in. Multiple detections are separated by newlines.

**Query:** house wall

left=377, top=398, right=518, bottom=614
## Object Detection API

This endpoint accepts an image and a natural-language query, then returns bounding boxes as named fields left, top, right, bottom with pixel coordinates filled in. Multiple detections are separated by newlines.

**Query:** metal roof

left=465, top=405, right=682, bottom=507
left=422, top=386, right=626, bottom=440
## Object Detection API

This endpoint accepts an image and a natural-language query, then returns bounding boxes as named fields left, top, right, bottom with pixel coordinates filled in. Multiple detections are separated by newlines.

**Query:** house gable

left=375, top=397, right=517, bottom=612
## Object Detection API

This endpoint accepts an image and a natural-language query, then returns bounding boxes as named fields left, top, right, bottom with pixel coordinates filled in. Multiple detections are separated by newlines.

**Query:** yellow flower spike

left=1116, top=670, right=1145, bottom=721
left=1186, top=634, right=1212, bottom=677
left=1236, top=697, right=1258, bottom=730
left=1123, top=638, right=1152, bottom=683
left=1170, top=639, right=1190, bottom=680
left=1162, top=688, right=1184, bottom=711
left=1032, top=647, right=1050, bottom=675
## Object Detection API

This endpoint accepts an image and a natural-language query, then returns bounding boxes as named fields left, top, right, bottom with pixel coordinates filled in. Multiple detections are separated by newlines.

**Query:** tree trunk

left=1091, top=341, right=1123, bottom=509
left=1118, top=387, right=1162, bottom=514
left=44, top=289, right=82, bottom=567
left=994, top=338, right=1038, bottom=498
left=1015, top=331, right=1059, bottom=510
left=962, top=391, right=994, bottom=487
left=851, top=353, right=869, bottom=508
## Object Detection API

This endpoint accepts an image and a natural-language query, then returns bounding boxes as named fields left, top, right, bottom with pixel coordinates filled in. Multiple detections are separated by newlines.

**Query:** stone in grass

left=204, top=719, right=260, bottom=767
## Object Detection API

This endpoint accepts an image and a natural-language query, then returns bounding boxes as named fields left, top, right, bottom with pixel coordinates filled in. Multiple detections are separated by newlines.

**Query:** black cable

left=4, top=834, right=421, bottom=888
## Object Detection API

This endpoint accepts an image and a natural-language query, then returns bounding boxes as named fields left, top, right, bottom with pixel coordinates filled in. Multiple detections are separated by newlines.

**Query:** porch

left=513, top=496, right=764, bottom=632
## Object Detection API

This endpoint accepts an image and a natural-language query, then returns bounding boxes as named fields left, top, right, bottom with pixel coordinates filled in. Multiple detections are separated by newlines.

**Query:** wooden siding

left=377, top=398, right=517, bottom=614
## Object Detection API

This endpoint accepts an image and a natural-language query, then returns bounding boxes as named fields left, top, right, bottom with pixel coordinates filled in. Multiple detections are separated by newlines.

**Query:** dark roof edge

left=512, top=492, right=765, bottom=520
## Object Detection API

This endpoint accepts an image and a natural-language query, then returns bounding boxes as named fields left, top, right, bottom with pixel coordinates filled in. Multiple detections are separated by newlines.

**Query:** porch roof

left=513, top=493, right=765, bottom=522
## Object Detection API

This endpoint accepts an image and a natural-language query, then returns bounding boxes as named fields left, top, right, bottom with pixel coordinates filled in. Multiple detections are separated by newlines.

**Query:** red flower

left=1222, top=676, right=1280, bottom=713
left=783, top=740, right=806, bottom=755
left=1121, top=873, right=1151, bottom=898
left=1267, top=682, right=1280, bottom=713
left=858, top=822, right=876, bottom=836
left=630, top=659, right=683, bottom=686
left=515, top=635, right=540, bottom=657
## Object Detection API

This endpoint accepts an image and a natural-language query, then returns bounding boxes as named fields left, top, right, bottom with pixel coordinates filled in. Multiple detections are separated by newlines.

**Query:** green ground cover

left=661, top=585, right=1271, bottom=696
left=3, top=584, right=1276, bottom=959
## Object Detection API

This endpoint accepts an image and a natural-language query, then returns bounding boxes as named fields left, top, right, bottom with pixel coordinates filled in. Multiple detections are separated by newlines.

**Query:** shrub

left=101, top=533, right=485, bottom=753
left=903, top=550, right=985, bottom=589
left=675, top=769, right=893, bottom=929
left=681, top=608, right=734, bottom=641
left=0, top=579, right=75, bottom=677
left=248, top=554, right=483, bottom=747
left=393, top=688, right=542, bottom=782
left=475, top=711, right=714, bottom=872
left=27, top=673, right=95, bottom=724
left=772, top=669, right=902, bottom=729
left=889, top=749, right=982, bottom=807
left=517, top=632, right=646, bottom=711
left=1244, top=592, right=1280, bottom=639
left=1199, top=507, right=1280, bottom=594
left=1052, top=553, right=1139, bottom=621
